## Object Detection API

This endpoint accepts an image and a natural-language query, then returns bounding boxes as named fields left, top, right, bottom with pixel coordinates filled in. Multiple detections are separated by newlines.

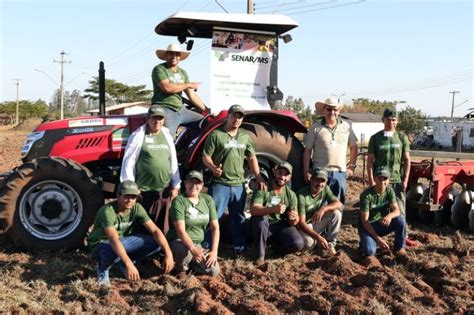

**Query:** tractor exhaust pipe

left=98, top=61, right=106, bottom=116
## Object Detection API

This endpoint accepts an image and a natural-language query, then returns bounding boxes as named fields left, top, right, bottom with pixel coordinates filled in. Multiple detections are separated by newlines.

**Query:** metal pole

left=14, top=79, right=21, bottom=125
left=98, top=62, right=106, bottom=116
left=54, top=51, right=71, bottom=120
left=60, top=51, right=65, bottom=120
left=247, top=0, right=254, bottom=14
left=450, top=90, right=460, bottom=118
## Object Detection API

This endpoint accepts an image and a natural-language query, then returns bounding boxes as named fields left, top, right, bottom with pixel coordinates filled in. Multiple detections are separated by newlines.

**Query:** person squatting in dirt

left=303, top=97, right=358, bottom=208
left=296, top=168, right=343, bottom=256
left=202, top=104, right=266, bottom=258
left=120, top=105, right=181, bottom=228
left=367, top=108, right=418, bottom=248
left=87, top=180, right=174, bottom=286
left=359, top=167, right=407, bottom=266
left=166, top=170, right=220, bottom=276
left=152, top=43, right=208, bottom=138
left=250, top=162, right=304, bottom=266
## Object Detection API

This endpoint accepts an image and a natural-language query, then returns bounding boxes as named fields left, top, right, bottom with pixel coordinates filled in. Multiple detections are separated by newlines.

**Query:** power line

left=256, top=0, right=304, bottom=11
left=257, top=0, right=364, bottom=15
left=344, top=71, right=473, bottom=95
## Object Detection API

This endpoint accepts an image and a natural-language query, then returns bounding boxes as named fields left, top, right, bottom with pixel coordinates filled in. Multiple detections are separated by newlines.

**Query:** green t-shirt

left=202, top=127, right=256, bottom=186
left=87, top=201, right=151, bottom=251
left=135, top=131, right=171, bottom=192
left=151, top=63, right=189, bottom=111
left=297, top=185, right=338, bottom=223
left=251, top=186, right=297, bottom=224
left=368, top=130, right=410, bottom=183
left=359, top=186, right=397, bottom=224
left=166, top=193, right=218, bottom=244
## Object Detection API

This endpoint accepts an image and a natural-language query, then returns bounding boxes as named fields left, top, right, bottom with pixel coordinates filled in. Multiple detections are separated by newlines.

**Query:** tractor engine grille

left=75, top=136, right=106, bottom=149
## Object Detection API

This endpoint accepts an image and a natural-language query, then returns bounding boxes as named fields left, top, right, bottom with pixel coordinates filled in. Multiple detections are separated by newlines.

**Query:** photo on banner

left=210, top=29, right=276, bottom=113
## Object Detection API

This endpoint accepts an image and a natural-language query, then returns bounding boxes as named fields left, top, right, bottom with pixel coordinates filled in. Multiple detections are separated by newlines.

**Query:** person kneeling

left=297, top=168, right=342, bottom=256
left=250, top=162, right=304, bottom=266
left=167, top=171, right=220, bottom=276
left=88, top=180, right=174, bottom=286
left=359, top=167, right=407, bottom=266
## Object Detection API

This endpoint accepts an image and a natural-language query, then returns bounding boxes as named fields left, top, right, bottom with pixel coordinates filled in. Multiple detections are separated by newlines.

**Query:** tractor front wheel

left=0, top=157, right=103, bottom=250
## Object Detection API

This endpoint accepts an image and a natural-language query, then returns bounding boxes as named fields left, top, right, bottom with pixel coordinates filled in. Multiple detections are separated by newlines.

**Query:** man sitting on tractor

left=87, top=180, right=174, bottom=286
left=152, top=43, right=208, bottom=137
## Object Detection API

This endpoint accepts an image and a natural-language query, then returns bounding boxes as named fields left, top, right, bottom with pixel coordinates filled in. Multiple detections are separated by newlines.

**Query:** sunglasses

left=325, top=107, right=339, bottom=112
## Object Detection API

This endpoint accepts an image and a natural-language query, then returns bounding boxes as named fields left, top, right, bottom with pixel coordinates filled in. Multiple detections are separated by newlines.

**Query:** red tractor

left=0, top=12, right=307, bottom=250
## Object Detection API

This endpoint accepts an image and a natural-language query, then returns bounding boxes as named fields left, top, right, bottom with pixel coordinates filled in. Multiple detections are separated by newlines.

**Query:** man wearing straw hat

left=152, top=43, right=208, bottom=137
left=303, top=97, right=358, bottom=207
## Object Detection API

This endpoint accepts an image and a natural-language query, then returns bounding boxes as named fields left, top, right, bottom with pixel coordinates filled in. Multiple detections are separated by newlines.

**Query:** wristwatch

left=348, top=163, right=357, bottom=169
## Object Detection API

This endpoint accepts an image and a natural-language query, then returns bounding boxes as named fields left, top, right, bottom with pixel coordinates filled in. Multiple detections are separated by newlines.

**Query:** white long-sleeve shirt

left=120, top=124, right=181, bottom=190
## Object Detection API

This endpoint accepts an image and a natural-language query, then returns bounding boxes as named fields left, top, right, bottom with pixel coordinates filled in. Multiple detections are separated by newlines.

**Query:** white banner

left=210, top=30, right=275, bottom=114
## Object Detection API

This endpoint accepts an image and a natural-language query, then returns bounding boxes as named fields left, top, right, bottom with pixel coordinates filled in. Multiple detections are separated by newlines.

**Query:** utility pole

left=450, top=90, right=460, bottom=119
left=54, top=51, right=71, bottom=120
left=247, top=0, right=254, bottom=14
left=13, top=79, right=22, bottom=125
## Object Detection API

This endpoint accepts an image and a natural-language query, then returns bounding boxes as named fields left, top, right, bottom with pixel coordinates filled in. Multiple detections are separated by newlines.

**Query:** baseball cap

left=382, top=109, right=397, bottom=119
left=374, top=167, right=391, bottom=179
left=185, top=170, right=203, bottom=182
left=118, top=180, right=141, bottom=196
left=311, top=168, right=328, bottom=181
left=147, top=105, right=165, bottom=118
left=276, top=161, right=293, bottom=175
left=228, top=104, right=245, bottom=115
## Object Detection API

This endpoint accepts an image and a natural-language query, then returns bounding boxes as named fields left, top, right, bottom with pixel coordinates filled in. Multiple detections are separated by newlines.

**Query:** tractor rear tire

left=241, top=122, right=304, bottom=191
left=0, top=157, right=103, bottom=250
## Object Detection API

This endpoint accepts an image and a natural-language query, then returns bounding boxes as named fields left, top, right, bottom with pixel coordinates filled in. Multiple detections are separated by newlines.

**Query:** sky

left=1, top=0, right=472, bottom=117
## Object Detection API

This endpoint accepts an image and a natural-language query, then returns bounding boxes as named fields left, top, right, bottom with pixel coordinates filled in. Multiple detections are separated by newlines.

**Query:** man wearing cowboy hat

left=152, top=43, right=208, bottom=137
left=303, top=97, right=358, bottom=207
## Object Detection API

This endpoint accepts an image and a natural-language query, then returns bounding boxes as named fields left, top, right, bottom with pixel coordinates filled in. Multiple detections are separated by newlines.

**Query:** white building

left=340, top=113, right=384, bottom=147
left=427, top=118, right=474, bottom=149
left=88, top=101, right=149, bottom=116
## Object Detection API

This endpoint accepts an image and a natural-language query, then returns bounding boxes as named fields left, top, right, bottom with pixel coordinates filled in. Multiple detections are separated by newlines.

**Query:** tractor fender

left=184, top=110, right=307, bottom=171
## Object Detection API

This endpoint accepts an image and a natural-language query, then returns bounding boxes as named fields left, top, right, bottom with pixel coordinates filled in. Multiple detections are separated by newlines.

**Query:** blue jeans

left=206, top=183, right=246, bottom=253
left=92, top=234, right=161, bottom=274
left=359, top=216, right=406, bottom=256
left=327, top=171, right=346, bottom=205
left=252, top=216, right=304, bottom=259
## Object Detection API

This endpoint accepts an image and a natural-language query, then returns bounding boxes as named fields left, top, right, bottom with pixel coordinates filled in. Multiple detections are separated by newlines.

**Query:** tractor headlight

left=21, top=131, right=45, bottom=158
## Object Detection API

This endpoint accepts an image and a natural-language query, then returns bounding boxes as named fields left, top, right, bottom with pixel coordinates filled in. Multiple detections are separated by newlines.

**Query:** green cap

left=147, top=105, right=165, bottom=118
left=185, top=170, right=203, bottom=182
left=311, top=168, right=328, bottom=181
left=118, top=180, right=141, bottom=195
left=382, top=109, right=397, bottom=119
left=374, top=167, right=391, bottom=179
left=276, top=161, right=293, bottom=175
left=228, top=104, right=245, bottom=115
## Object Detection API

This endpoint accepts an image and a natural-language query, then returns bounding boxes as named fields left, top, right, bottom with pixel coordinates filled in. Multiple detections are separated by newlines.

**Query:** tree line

left=0, top=77, right=426, bottom=139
